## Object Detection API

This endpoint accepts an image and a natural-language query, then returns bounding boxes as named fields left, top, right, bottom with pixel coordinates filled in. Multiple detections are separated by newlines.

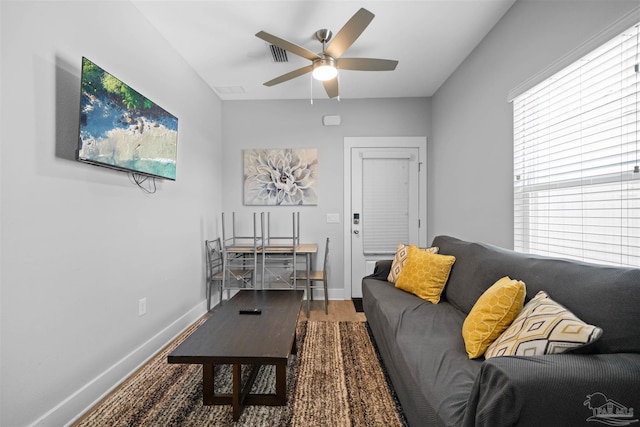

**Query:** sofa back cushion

left=433, top=235, right=640, bottom=354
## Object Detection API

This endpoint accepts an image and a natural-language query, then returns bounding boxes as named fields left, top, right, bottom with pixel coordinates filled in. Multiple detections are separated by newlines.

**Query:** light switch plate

left=326, top=213, right=340, bottom=224
left=138, top=298, right=147, bottom=316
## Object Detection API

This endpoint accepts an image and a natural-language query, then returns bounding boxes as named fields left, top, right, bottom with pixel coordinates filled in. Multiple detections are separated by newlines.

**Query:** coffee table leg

left=200, top=362, right=287, bottom=418
left=202, top=364, right=215, bottom=405
left=275, top=361, right=287, bottom=404
left=232, top=363, right=242, bottom=421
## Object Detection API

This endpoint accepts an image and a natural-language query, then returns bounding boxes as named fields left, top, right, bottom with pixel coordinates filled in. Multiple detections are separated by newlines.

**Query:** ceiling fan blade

left=263, top=65, right=313, bottom=87
left=337, top=58, right=398, bottom=71
left=323, top=78, right=339, bottom=99
left=325, top=8, right=375, bottom=59
left=256, top=31, right=321, bottom=61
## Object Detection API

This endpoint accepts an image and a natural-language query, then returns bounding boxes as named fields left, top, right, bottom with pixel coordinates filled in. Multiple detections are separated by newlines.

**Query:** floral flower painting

left=243, top=148, right=318, bottom=206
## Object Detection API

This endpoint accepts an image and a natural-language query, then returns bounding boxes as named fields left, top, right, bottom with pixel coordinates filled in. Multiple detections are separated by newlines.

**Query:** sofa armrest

left=463, top=353, right=640, bottom=427
left=365, top=259, right=393, bottom=281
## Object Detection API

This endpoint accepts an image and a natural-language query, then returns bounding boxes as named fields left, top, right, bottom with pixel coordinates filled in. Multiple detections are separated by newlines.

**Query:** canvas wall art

left=243, top=148, right=318, bottom=206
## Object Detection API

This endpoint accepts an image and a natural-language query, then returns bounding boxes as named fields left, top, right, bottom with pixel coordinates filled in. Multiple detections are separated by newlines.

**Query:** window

left=361, top=152, right=416, bottom=254
left=513, top=23, right=640, bottom=267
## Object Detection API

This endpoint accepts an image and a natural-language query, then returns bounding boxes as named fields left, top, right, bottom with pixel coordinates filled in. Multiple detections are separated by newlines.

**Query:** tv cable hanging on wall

left=129, top=173, right=157, bottom=194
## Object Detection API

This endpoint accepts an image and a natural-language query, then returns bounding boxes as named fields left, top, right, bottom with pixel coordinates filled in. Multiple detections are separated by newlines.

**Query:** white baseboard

left=33, top=301, right=208, bottom=427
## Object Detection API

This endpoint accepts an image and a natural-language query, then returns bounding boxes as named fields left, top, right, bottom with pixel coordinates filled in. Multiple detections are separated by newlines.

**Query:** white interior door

left=350, top=146, right=422, bottom=298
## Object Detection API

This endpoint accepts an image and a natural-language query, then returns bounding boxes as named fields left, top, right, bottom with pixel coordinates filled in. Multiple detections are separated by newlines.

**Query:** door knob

left=353, top=229, right=360, bottom=235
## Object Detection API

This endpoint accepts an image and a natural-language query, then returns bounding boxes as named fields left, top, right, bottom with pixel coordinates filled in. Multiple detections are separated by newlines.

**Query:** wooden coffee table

left=167, top=290, right=303, bottom=421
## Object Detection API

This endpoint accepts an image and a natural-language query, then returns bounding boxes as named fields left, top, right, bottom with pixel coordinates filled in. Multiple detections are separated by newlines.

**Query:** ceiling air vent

left=269, top=44, right=288, bottom=63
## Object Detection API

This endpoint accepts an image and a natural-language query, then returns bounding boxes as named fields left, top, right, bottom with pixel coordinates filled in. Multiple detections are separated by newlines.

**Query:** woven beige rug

left=75, top=320, right=406, bottom=426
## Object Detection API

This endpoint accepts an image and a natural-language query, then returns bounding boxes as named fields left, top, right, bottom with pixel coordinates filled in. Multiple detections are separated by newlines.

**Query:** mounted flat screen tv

left=77, top=57, right=178, bottom=180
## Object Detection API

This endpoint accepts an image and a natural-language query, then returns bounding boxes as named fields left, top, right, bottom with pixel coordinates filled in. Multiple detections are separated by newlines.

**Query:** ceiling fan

left=255, top=8, right=398, bottom=99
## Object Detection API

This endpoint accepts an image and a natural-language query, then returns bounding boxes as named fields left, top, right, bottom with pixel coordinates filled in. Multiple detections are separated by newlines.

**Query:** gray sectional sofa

left=363, top=235, right=640, bottom=427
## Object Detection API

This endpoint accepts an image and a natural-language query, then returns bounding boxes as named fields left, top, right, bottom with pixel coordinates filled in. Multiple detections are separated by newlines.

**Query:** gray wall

left=222, top=98, right=430, bottom=297
left=0, top=1, right=222, bottom=425
left=430, top=0, right=639, bottom=248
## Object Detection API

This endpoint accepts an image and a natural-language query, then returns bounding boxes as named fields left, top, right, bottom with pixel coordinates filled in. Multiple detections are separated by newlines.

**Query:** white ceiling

left=132, top=0, right=517, bottom=101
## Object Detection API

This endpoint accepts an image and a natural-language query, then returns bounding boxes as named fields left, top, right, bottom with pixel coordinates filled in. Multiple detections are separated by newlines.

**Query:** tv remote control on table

left=239, top=308, right=262, bottom=315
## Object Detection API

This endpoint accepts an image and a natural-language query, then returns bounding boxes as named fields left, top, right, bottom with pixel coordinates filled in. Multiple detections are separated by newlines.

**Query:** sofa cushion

left=387, top=243, right=439, bottom=283
left=462, top=276, right=526, bottom=359
left=484, top=290, right=603, bottom=359
left=395, top=245, right=455, bottom=303
left=362, top=277, right=482, bottom=426
left=433, top=235, right=640, bottom=354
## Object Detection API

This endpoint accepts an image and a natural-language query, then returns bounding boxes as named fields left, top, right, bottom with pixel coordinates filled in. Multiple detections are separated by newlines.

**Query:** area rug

left=75, top=320, right=407, bottom=426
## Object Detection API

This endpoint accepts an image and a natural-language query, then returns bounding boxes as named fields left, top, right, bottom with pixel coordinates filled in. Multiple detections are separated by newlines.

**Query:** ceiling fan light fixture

left=256, top=8, right=395, bottom=98
left=312, top=56, right=337, bottom=81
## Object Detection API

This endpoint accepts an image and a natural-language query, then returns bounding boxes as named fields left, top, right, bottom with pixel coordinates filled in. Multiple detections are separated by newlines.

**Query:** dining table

left=223, top=242, right=318, bottom=314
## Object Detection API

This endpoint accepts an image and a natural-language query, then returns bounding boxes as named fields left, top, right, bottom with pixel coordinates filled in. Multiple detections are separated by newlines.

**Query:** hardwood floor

left=298, top=299, right=366, bottom=322
left=210, top=297, right=365, bottom=322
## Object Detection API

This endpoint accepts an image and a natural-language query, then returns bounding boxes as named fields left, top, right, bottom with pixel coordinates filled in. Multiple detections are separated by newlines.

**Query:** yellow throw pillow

left=462, top=276, right=526, bottom=359
left=387, top=243, right=439, bottom=283
left=395, top=245, right=455, bottom=303
left=485, top=291, right=603, bottom=359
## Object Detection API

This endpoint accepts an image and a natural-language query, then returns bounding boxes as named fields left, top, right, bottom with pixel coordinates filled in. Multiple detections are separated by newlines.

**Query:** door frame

left=343, top=136, right=428, bottom=299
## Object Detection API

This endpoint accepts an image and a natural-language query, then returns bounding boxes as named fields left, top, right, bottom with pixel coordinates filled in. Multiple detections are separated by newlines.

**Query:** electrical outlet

left=138, top=298, right=147, bottom=316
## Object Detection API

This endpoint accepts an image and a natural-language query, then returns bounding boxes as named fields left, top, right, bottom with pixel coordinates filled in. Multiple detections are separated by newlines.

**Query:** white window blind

left=514, top=23, right=640, bottom=267
left=362, top=157, right=410, bottom=254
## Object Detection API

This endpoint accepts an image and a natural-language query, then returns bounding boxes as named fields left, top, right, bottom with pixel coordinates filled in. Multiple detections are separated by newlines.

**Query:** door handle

left=353, top=229, right=360, bottom=235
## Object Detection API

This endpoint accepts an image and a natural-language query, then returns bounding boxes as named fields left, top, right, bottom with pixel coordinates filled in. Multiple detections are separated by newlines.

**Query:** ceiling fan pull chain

left=310, top=73, right=314, bottom=104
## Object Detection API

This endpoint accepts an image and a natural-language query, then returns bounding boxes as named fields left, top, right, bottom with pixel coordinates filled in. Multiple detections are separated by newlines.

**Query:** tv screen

left=77, top=57, right=178, bottom=180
